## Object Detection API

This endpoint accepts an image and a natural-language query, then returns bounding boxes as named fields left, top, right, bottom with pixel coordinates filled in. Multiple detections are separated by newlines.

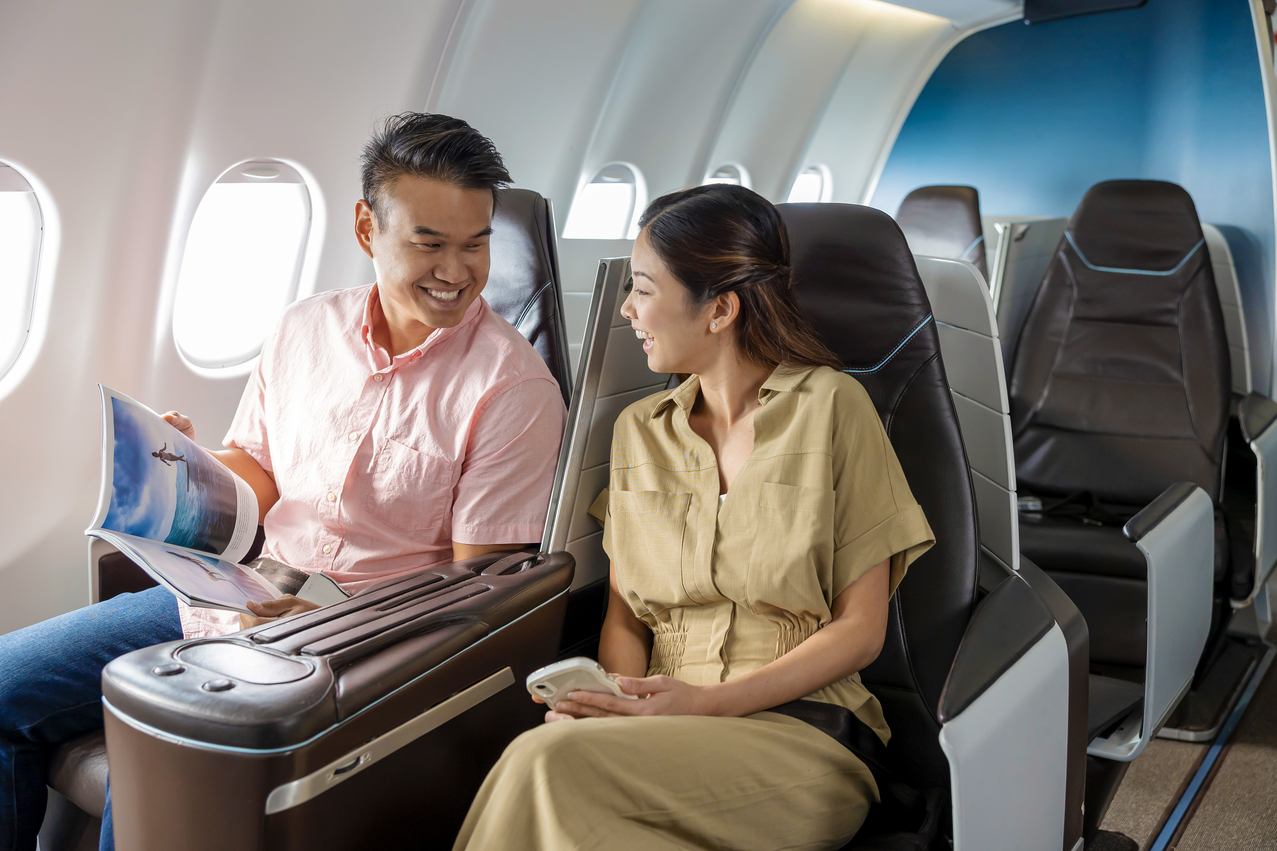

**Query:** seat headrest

left=895, top=185, right=987, bottom=279
left=486, top=188, right=572, bottom=406
left=778, top=203, right=936, bottom=425
left=1068, top=180, right=1205, bottom=273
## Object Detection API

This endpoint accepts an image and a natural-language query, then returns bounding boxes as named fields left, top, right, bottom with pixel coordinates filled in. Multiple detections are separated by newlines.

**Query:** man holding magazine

left=0, top=113, right=567, bottom=851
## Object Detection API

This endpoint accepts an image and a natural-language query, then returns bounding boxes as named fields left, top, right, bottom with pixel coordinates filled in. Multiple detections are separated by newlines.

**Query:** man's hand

left=239, top=595, right=321, bottom=630
left=161, top=411, right=196, bottom=440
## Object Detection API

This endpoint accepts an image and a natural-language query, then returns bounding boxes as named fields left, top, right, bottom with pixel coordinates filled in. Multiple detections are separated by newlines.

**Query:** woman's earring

left=711, top=322, right=717, bottom=330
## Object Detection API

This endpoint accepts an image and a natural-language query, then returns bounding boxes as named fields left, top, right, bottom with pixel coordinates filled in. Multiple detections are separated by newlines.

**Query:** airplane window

left=562, top=163, right=646, bottom=240
left=787, top=165, right=833, bottom=204
left=704, top=164, right=751, bottom=189
left=172, top=160, right=313, bottom=370
left=0, top=164, right=43, bottom=381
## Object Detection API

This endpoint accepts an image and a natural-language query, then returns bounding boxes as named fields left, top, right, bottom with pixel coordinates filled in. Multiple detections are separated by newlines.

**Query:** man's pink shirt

left=179, top=285, right=566, bottom=638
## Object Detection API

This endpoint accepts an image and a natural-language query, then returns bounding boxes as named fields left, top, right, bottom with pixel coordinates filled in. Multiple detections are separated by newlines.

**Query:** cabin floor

left=1099, top=645, right=1277, bottom=850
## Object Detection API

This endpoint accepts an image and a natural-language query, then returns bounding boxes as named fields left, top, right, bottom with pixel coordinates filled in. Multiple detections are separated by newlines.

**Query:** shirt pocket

left=607, top=490, right=692, bottom=602
left=747, top=482, right=835, bottom=607
left=367, top=437, right=454, bottom=533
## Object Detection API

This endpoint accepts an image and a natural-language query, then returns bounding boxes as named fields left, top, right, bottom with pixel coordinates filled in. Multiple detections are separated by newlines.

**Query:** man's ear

left=354, top=199, right=376, bottom=260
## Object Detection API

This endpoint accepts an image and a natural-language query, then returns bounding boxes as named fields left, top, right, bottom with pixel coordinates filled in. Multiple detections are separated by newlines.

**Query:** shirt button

left=322, top=544, right=332, bottom=554
left=373, top=374, right=383, bottom=382
left=348, top=431, right=359, bottom=441
left=327, top=492, right=336, bottom=503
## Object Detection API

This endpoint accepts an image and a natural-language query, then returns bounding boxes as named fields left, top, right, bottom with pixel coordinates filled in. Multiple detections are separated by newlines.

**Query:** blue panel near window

left=872, top=0, right=1274, bottom=391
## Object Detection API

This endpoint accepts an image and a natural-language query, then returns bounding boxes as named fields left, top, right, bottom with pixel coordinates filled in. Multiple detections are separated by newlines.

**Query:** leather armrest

left=938, top=576, right=1054, bottom=722
left=1123, top=481, right=1197, bottom=543
left=1092, top=486, right=1213, bottom=761
left=1239, top=392, right=1277, bottom=443
left=937, top=574, right=1070, bottom=851
left=1236, top=393, right=1277, bottom=603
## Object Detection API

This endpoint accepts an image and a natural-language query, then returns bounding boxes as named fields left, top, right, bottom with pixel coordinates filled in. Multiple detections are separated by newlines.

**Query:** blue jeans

left=0, top=587, right=181, bottom=851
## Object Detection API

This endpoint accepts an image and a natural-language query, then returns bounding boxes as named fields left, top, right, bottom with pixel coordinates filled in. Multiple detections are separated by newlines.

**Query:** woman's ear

left=707, top=292, right=740, bottom=334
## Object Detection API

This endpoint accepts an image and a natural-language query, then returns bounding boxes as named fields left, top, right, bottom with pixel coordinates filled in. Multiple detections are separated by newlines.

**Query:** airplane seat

left=778, top=203, right=1088, bottom=851
left=39, top=186, right=574, bottom=851
left=895, top=185, right=988, bottom=281
left=1008, top=180, right=1221, bottom=760
left=484, top=187, right=573, bottom=407
left=909, top=242, right=1219, bottom=839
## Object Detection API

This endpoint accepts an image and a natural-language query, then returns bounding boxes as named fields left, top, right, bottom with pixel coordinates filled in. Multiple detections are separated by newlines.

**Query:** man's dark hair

left=361, top=112, right=511, bottom=222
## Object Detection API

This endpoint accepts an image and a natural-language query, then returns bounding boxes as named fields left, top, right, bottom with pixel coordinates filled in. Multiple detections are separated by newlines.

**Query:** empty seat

left=896, top=185, right=989, bottom=281
left=1008, top=179, right=1224, bottom=669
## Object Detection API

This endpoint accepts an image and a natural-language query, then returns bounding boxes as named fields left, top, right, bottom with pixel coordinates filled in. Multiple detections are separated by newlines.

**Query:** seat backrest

left=544, top=258, right=667, bottom=591
left=1008, top=180, right=1231, bottom=506
left=486, top=188, right=573, bottom=407
left=779, top=203, right=980, bottom=790
left=896, top=185, right=989, bottom=281
left=915, top=255, right=1018, bottom=572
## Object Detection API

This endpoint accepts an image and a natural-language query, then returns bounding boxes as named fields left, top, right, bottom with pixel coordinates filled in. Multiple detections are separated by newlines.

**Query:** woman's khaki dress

left=454, top=365, right=934, bottom=851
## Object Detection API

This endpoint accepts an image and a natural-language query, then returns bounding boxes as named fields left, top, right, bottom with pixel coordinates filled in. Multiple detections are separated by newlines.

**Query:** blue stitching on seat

left=960, top=234, right=984, bottom=260
left=1065, top=231, right=1204, bottom=276
left=843, top=314, right=933, bottom=375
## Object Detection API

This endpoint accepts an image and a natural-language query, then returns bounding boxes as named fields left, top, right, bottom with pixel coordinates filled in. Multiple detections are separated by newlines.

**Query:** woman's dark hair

left=637, top=184, right=841, bottom=371
left=361, top=112, right=511, bottom=222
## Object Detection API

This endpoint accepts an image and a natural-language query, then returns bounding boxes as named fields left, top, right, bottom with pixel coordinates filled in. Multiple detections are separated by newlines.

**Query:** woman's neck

left=694, top=348, right=773, bottom=425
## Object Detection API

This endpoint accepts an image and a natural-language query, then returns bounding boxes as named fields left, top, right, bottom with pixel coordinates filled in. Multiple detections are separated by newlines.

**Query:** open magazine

left=86, top=385, right=281, bottom=614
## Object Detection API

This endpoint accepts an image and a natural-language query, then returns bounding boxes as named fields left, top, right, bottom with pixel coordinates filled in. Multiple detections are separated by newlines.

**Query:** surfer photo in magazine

left=151, top=443, right=190, bottom=490
left=0, top=112, right=567, bottom=851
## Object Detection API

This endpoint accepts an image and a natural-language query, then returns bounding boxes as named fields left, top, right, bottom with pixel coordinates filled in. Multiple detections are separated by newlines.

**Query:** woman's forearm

left=598, top=571, right=652, bottom=679
left=702, top=560, right=890, bottom=718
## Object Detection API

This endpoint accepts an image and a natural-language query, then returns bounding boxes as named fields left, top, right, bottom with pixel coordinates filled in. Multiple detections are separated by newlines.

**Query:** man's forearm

left=211, top=448, right=279, bottom=524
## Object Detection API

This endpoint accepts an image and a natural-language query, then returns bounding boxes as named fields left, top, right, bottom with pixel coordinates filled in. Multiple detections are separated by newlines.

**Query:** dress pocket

left=607, top=490, right=692, bottom=601
left=748, top=482, right=835, bottom=606
left=368, top=438, right=454, bottom=533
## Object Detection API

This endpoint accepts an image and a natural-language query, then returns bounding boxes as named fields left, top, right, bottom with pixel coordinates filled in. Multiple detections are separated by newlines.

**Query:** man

left=0, top=113, right=566, bottom=851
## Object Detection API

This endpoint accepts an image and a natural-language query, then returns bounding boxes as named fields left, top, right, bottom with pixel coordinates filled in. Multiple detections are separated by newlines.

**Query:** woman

left=454, top=184, right=934, bottom=851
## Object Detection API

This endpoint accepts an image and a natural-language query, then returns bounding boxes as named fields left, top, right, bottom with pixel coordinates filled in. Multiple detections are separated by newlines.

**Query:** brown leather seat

left=1009, top=180, right=1231, bottom=668
left=895, top=185, right=989, bottom=280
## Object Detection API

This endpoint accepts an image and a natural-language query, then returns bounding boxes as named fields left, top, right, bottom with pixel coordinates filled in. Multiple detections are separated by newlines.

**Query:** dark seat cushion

left=1088, top=674, right=1144, bottom=742
left=47, top=731, right=108, bottom=816
left=1019, top=515, right=1147, bottom=580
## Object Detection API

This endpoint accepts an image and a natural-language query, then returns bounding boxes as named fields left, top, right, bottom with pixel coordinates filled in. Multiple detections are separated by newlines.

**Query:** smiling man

left=0, top=113, right=566, bottom=851
left=189, top=111, right=570, bottom=634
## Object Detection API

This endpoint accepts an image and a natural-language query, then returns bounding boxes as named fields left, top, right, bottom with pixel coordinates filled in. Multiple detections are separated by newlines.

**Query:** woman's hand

left=548, top=675, right=718, bottom=721
left=239, top=595, right=321, bottom=630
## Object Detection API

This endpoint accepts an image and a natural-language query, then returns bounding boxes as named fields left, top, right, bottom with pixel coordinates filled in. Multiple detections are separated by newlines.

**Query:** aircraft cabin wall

left=871, top=0, right=1277, bottom=393
left=1, top=0, right=1265, bottom=634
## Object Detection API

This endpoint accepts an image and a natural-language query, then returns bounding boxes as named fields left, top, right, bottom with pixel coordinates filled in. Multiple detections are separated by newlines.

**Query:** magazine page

left=92, top=528, right=281, bottom=615
left=87, top=385, right=259, bottom=564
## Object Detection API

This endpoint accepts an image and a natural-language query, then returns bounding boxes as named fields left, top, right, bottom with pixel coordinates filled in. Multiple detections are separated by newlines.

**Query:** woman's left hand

left=239, top=595, right=321, bottom=630
left=554, top=675, right=718, bottom=719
